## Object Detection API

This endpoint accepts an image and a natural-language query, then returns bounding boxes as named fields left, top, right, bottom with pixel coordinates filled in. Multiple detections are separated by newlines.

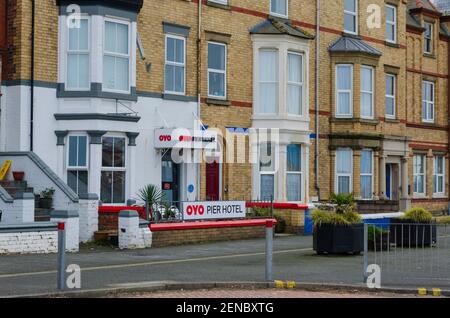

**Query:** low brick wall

left=0, top=223, right=58, bottom=254
left=412, top=199, right=448, bottom=215
left=274, top=209, right=305, bottom=234
left=98, top=206, right=146, bottom=231
left=152, top=225, right=265, bottom=248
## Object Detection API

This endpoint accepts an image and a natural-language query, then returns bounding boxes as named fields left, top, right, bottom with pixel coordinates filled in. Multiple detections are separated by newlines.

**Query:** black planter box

left=368, top=233, right=389, bottom=251
left=389, top=218, right=437, bottom=247
left=313, top=223, right=364, bottom=255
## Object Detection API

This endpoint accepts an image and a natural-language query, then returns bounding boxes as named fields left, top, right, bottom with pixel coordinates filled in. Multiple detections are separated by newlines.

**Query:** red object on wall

left=205, top=162, right=220, bottom=201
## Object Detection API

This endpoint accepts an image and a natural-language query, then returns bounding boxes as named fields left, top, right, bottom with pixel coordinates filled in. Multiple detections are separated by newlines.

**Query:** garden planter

left=389, top=218, right=437, bottom=247
left=39, top=197, right=53, bottom=209
left=12, top=171, right=25, bottom=181
left=368, top=233, right=390, bottom=251
left=313, top=223, right=364, bottom=255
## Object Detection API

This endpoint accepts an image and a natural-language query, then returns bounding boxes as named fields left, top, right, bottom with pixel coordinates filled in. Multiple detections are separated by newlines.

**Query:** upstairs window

left=287, top=52, right=303, bottom=115
left=335, top=64, right=353, bottom=117
left=413, top=154, right=426, bottom=195
left=103, top=20, right=130, bottom=93
left=433, top=156, right=445, bottom=195
left=208, top=42, right=227, bottom=99
left=67, top=18, right=89, bottom=90
left=422, top=81, right=435, bottom=123
left=344, top=0, right=358, bottom=34
left=424, top=22, right=433, bottom=54
left=67, top=136, right=88, bottom=196
left=286, top=144, right=302, bottom=202
left=385, top=5, right=397, bottom=43
left=360, top=66, right=374, bottom=119
left=385, top=74, right=396, bottom=118
left=259, top=49, right=279, bottom=114
left=165, top=35, right=186, bottom=95
left=271, top=0, right=288, bottom=18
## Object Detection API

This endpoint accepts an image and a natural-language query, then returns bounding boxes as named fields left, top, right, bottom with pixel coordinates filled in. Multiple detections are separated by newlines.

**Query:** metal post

left=265, top=220, right=273, bottom=282
left=57, top=222, right=66, bottom=291
left=363, top=223, right=368, bottom=283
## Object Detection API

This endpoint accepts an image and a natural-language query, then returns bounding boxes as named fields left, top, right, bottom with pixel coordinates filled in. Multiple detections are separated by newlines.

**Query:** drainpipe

left=196, top=0, right=202, bottom=200
left=448, top=37, right=450, bottom=215
left=315, top=0, right=321, bottom=201
left=30, top=0, right=35, bottom=151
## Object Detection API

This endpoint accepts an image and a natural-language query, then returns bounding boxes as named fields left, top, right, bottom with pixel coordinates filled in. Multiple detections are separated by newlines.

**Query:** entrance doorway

left=205, top=161, right=220, bottom=201
left=162, top=152, right=180, bottom=203
left=386, top=163, right=399, bottom=200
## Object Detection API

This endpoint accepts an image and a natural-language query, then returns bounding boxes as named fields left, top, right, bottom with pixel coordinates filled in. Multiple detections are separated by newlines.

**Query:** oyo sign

left=182, top=201, right=246, bottom=221
left=154, top=128, right=217, bottom=149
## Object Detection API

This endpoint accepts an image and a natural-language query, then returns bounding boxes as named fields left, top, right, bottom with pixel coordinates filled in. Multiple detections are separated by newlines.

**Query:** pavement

left=0, top=234, right=449, bottom=297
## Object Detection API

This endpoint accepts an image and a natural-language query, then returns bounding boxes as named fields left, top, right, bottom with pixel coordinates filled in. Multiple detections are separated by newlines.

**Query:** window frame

left=101, top=135, right=127, bottom=204
left=422, top=80, right=435, bottom=123
left=259, top=142, right=277, bottom=201
left=287, top=51, right=304, bottom=116
left=385, top=73, right=396, bottom=119
left=413, top=154, right=426, bottom=196
left=66, top=135, right=89, bottom=196
left=164, top=34, right=186, bottom=96
left=286, top=144, right=302, bottom=202
left=424, top=22, right=433, bottom=54
left=335, top=64, right=353, bottom=118
left=209, top=0, right=228, bottom=4
left=270, top=0, right=288, bottom=18
left=102, top=18, right=131, bottom=94
left=360, top=149, right=374, bottom=200
left=433, top=155, right=445, bottom=195
left=207, top=41, right=227, bottom=100
left=66, top=16, right=91, bottom=91
left=385, top=4, right=397, bottom=44
left=335, top=148, right=353, bottom=195
left=360, top=65, right=374, bottom=119
left=258, top=48, right=279, bottom=115
left=344, top=0, right=358, bottom=35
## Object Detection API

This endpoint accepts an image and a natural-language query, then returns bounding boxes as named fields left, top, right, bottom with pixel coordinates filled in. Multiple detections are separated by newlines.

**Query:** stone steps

left=357, top=200, right=400, bottom=214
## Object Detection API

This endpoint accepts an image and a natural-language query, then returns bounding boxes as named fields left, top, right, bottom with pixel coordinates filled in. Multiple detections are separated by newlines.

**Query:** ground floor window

left=67, top=135, right=88, bottom=195
left=433, top=155, right=445, bottom=195
left=286, top=144, right=302, bottom=201
left=360, top=149, right=373, bottom=199
left=101, top=136, right=126, bottom=204
left=335, top=148, right=353, bottom=194
left=413, top=154, right=426, bottom=195
left=260, top=142, right=275, bottom=201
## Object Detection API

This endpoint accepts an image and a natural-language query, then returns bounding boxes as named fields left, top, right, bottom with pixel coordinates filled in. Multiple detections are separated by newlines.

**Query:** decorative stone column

left=353, top=149, right=361, bottom=199
left=304, top=143, right=310, bottom=204
left=400, top=156, right=411, bottom=211
left=379, top=153, right=387, bottom=200
left=87, top=131, right=106, bottom=199
left=277, top=143, right=288, bottom=202
left=126, top=132, right=139, bottom=201
left=54, top=131, right=68, bottom=180
left=78, top=193, right=99, bottom=243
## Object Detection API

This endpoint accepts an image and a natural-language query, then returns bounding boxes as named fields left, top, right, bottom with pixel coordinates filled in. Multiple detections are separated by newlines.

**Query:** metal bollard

left=363, top=223, right=368, bottom=283
left=265, top=219, right=274, bottom=282
left=57, top=222, right=66, bottom=291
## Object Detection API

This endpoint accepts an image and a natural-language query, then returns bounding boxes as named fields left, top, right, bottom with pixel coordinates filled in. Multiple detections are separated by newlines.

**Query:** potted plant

left=367, top=225, right=389, bottom=251
left=12, top=171, right=25, bottom=182
left=137, top=184, right=164, bottom=222
left=390, top=208, right=437, bottom=247
left=39, top=187, right=55, bottom=209
left=312, top=193, right=364, bottom=255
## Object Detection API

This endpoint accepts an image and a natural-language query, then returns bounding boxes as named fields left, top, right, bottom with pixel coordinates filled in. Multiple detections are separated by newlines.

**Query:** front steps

left=356, top=200, right=400, bottom=214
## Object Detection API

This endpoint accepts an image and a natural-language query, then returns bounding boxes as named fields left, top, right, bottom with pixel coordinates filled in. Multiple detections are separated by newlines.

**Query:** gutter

left=448, top=37, right=450, bottom=215
left=30, top=0, right=35, bottom=151
left=197, top=0, right=202, bottom=200
left=315, top=0, right=321, bottom=201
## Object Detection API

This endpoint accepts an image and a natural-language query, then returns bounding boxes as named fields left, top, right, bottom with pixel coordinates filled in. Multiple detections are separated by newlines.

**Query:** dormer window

left=424, top=22, right=433, bottom=54
left=344, top=0, right=358, bottom=35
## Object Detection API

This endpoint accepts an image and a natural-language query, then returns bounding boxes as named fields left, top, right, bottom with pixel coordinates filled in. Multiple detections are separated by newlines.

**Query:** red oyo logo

left=159, top=135, right=172, bottom=142
left=186, top=205, right=205, bottom=216
left=179, top=135, right=193, bottom=142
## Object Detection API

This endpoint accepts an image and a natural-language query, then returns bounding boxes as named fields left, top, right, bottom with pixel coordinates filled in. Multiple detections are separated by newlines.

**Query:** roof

left=328, top=35, right=382, bottom=57
left=250, top=18, right=314, bottom=40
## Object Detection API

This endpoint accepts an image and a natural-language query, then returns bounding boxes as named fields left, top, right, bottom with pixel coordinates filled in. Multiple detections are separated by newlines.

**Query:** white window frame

left=259, top=142, right=277, bottom=201
left=360, top=149, right=374, bottom=200
left=335, top=148, right=353, bottom=194
left=385, top=73, right=396, bottom=119
left=209, top=0, right=228, bottom=5
left=385, top=4, right=397, bottom=44
left=102, top=18, right=131, bottom=94
left=164, top=34, right=186, bottom=96
left=270, top=0, right=288, bottom=18
left=413, top=154, right=426, bottom=196
left=344, top=0, right=358, bottom=35
left=287, top=51, right=304, bottom=116
left=360, top=65, right=374, bottom=119
left=258, top=48, right=279, bottom=115
left=207, top=41, right=227, bottom=99
left=422, top=80, right=435, bottom=123
left=67, top=135, right=89, bottom=195
left=335, top=64, right=353, bottom=118
left=424, top=22, right=433, bottom=54
left=286, top=144, right=302, bottom=202
left=433, top=156, right=445, bottom=195
left=66, top=17, right=90, bottom=91
left=101, top=135, right=127, bottom=205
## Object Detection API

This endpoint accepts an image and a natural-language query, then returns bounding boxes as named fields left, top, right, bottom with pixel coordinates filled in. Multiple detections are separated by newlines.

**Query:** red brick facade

left=0, top=0, right=6, bottom=81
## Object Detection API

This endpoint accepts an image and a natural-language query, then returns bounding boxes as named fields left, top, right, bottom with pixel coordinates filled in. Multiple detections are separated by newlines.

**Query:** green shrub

left=402, top=208, right=432, bottom=223
left=330, top=193, right=355, bottom=214
left=252, top=207, right=271, bottom=217
left=311, top=209, right=362, bottom=226
left=343, top=211, right=362, bottom=224
left=436, top=216, right=450, bottom=225
left=273, top=213, right=286, bottom=233
left=367, top=225, right=388, bottom=240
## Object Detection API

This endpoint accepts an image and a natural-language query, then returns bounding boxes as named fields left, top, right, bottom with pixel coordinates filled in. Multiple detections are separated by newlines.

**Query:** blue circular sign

left=188, top=184, right=195, bottom=193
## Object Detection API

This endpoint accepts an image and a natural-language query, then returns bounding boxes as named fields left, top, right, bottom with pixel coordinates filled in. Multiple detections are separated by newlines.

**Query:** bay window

left=385, top=74, right=396, bottom=118
left=67, top=136, right=88, bottom=195
left=260, top=142, right=275, bottom=201
left=336, top=64, right=353, bottom=117
left=165, top=35, right=186, bottom=94
left=67, top=18, right=89, bottom=90
left=286, top=144, right=302, bottom=201
left=360, top=150, right=373, bottom=199
left=101, top=137, right=126, bottom=204
left=344, top=0, right=358, bottom=34
left=259, top=49, right=279, bottom=114
left=287, top=52, right=303, bottom=115
left=270, top=0, right=288, bottom=18
left=433, top=156, right=445, bottom=195
left=413, top=154, right=426, bottom=195
left=422, top=81, right=435, bottom=123
left=103, top=20, right=130, bottom=93
left=208, top=42, right=227, bottom=99
left=385, top=5, right=397, bottom=43
left=336, top=148, right=353, bottom=194
left=360, top=66, right=374, bottom=119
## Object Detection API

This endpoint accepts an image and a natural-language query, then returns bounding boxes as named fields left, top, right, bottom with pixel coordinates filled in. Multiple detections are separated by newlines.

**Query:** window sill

left=206, top=98, right=230, bottom=106
left=412, top=194, right=428, bottom=199
left=330, top=117, right=380, bottom=125
left=421, top=120, right=436, bottom=126
left=163, top=93, right=197, bottom=102
left=57, top=83, right=138, bottom=102
left=385, top=41, right=400, bottom=48
left=423, top=53, right=436, bottom=59
left=384, top=117, right=400, bottom=123
left=206, top=1, right=231, bottom=10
